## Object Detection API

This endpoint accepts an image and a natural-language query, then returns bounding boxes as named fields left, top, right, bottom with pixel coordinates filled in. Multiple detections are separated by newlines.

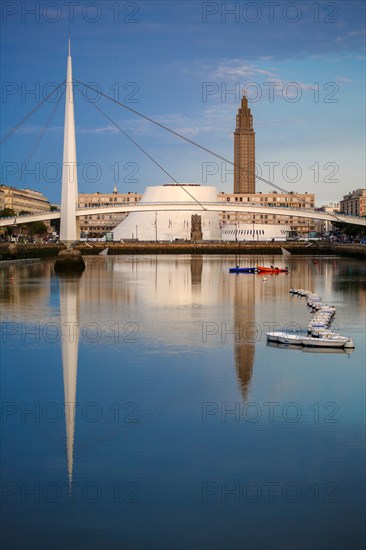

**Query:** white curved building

left=112, top=183, right=289, bottom=242
left=112, top=184, right=221, bottom=241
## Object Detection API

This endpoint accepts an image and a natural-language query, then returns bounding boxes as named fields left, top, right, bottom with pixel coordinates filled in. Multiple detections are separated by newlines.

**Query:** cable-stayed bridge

left=0, top=203, right=365, bottom=228
left=2, top=40, right=365, bottom=239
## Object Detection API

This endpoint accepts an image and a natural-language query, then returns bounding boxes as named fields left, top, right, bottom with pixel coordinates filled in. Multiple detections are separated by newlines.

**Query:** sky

left=0, top=0, right=365, bottom=204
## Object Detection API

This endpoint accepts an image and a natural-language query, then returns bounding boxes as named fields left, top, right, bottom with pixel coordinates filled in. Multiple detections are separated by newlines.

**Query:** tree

left=332, top=222, right=366, bottom=238
left=27, top=221, right=48, bottom=235
left=48, top=206, right=60, bottom=233
left=0, top=208, right=16, bottom=218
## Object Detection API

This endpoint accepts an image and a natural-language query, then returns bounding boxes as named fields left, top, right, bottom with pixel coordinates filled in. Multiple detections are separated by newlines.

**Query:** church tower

left=234, top=94, right=255, bottom=194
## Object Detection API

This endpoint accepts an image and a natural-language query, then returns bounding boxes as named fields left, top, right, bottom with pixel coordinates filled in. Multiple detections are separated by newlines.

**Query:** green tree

left=49, top=206, right=60, bottom=233
left=0, top=208, right=16, bottom=218
left=332, top=222, right=366, bottom=238
left=27, top=221, right=48, bottom=236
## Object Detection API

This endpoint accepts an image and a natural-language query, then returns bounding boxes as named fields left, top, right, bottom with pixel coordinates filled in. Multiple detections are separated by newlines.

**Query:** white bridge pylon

left=59, top=38, right=78, bottom=244
left=1, top=203, right=365, bottom=228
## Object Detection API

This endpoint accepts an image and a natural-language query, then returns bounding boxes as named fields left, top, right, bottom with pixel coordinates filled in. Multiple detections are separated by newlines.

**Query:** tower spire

left=60, top=38, right=78, bottom=243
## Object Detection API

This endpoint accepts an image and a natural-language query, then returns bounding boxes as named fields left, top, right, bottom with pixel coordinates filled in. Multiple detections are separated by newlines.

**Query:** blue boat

left=229, top=267, right=258, bottom=273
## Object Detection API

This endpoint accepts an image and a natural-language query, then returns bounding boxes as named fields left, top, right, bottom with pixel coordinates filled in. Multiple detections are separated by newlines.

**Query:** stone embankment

left=0, top=241, right=365, bottom=259
left=0, top=243, right=64, bottom=260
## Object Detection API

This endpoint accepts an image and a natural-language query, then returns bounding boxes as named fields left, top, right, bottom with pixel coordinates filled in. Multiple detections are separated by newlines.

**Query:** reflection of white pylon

left=60, top=38, right=78, bottom=244
left=60, top=277, right=80, bottom=492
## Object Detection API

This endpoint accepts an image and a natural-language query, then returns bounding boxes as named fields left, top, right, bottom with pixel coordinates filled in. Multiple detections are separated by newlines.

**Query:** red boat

left=256, top=265, right=289, bottom=273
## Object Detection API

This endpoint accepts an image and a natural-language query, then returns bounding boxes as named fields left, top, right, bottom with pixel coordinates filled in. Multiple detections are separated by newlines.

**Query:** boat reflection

left=267, top=340, right=354, bottom=355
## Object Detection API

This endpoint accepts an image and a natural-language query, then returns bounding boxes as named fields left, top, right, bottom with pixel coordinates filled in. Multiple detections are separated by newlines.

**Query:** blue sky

left=1, top=0, right=365, bottom=204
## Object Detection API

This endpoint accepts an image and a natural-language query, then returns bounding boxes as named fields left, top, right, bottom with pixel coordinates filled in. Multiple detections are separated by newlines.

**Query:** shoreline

left=0, top=242, right=365, bottom=260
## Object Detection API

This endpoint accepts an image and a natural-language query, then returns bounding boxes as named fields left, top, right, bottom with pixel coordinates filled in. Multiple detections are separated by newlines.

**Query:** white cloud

left=77, top=125, right=119, bottom=135
left=335, top=77, right=353, bottom=83
left=215, top=60, right=277, bottom=79
left=17, top=125, right=63, bottom=135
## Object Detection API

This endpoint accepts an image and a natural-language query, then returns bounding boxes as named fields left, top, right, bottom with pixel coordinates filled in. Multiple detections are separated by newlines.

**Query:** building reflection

left=112, top=255, right=217, bottom=307
left=0, top=262, right=53, bottom=305
left=190, top=256, right=203, bottom=287
left=5, top=254, right=359, bottom=487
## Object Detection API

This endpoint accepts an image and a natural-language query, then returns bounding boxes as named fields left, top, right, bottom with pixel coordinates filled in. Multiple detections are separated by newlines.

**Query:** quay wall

left=0, top=242, right=365, bottom=260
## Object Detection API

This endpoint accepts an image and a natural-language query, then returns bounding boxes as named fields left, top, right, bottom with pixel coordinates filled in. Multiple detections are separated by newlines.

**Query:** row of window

left=223, top=229, right=266, bottom=236
left=82, top=214, right=126, bottom=220
left=225, top=197, right=313, bottom=207
left=80, top=200, right=137, bottom=207
left=80, top=227, right=115, bottom=232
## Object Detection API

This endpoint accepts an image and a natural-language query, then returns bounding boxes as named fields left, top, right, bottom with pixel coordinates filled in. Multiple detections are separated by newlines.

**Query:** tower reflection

left=232, top=273, right=255, bottom=401
left=58, top=275, right=81, bottom=490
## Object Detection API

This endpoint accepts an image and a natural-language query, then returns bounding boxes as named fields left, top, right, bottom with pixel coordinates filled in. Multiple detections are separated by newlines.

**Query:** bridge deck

left=0, top=203, right=365, bottom=227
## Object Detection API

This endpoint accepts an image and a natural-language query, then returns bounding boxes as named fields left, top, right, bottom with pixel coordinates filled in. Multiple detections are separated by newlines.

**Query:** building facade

left=234, top=94, right=255, bottom=194
left=78, top=187, right=142, bottom=238
left=0, top=185, right=50, bottom=213
left=218, top=192, right=316, bottom=235
left=77, top=187, right=316, bottom=239
left=339, top=189, right=366, bottom=217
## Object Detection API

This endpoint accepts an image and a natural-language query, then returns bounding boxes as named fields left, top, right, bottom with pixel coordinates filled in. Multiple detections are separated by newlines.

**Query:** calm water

left=1, top=254, right=365, bottom=550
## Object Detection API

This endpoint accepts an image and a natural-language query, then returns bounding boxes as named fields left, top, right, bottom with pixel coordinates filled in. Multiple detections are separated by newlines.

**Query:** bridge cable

left=13, top=87, right=65, bottom=189
left=78, top=89, right=207, bottom=210
left=74, top=78, right=313, bottom=207
left=0, top=80, right=66, bottom=146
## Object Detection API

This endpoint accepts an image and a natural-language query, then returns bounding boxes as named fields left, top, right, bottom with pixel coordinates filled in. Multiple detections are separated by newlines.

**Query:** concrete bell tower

left=234, top=94, right=255, bottom=194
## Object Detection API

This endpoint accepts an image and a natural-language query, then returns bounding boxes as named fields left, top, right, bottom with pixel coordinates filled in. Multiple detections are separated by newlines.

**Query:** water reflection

left=233, top=274, right=255, bottom=400
left=190, top=256, right=203, bottom=286
left=0, top=262, right=53, bottom=306
left=267, top=341, right=353, bottom=354
left=55, top=256, right=257, bottom=486
left=1, top=255, right=365, bottom=491
left=1, top=255, right=365, bottom=550
left=59, top=275, right=80, bottom=490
